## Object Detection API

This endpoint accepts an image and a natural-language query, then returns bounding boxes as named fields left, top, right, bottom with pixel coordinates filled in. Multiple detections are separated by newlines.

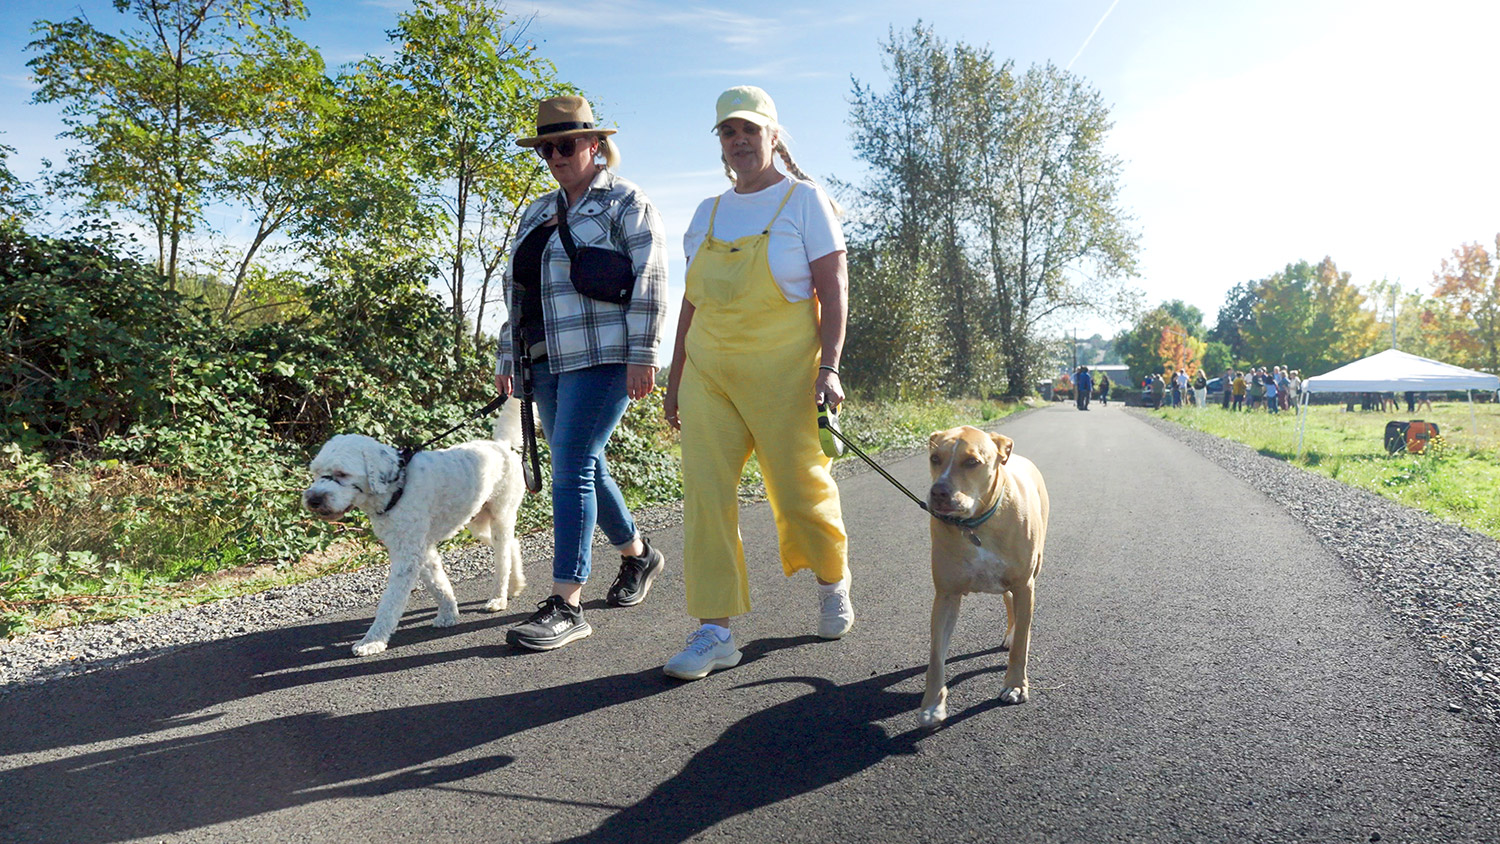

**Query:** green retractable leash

left=816, top=400, right=1001, bottom=546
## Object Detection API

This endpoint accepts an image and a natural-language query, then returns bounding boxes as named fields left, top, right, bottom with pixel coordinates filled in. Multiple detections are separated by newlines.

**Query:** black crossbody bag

left=556, top=194, right=634, bottom=305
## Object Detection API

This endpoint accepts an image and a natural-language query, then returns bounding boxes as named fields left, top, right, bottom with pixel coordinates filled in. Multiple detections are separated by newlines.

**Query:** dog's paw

left=432, top=612, right=459, bottom=628
left=917, top=703, right=947, bottom=727
left=509, top=574, right=526, bottom=596
left=998, top=685, right=1029, bottom=705
left=482, top=597, right=508, bottom=613
left=352, top=639, right=388, bottom=657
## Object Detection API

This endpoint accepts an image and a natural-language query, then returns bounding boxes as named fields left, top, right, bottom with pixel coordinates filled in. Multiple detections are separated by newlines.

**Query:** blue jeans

left=531, top=359, right=637, bottom=584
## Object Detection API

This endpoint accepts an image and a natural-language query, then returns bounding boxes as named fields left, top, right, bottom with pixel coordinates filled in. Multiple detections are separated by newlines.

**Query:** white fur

left=301, top=399, right=528, bottom=656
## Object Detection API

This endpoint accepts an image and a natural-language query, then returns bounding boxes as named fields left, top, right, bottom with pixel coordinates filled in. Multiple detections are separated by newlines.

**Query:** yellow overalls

left=679, top=184, right=849, bottom=620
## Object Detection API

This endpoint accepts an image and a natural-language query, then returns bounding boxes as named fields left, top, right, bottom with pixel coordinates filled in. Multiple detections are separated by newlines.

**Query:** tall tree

left=847, top=26, right=1138, bottom=398
left=1211, top=280, right=1260, bottom=363
left=377, top=0, right=558, bottom=363
left=848, top=25, right=994, bottom=394
left=973, top=61, right=1138, bottom=397
left=1431, top=237, right=1500, bottom=373
left=28, top=0, right=306, bottom=288
left=211, top=24, right=336, bottom=319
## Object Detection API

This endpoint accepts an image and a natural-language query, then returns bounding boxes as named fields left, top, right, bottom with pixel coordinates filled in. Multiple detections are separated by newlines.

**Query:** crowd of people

left=1223, top=366, right=1301, bottom=413
left=1127, top=365, right=1303, bottom=412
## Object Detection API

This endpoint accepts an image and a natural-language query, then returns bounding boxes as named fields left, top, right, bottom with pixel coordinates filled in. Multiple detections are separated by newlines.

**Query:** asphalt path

left=3, top=403, right=1499, bottom=843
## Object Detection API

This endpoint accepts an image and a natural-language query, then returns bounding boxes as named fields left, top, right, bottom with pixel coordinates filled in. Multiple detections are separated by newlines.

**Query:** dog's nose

left=304, top=492, right=324, bottom=510
left=929, top=484, right=953, bottom=505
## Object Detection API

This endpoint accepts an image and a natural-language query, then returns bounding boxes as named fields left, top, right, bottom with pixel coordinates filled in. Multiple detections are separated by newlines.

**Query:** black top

left=515, top=222, right=555, bottom=352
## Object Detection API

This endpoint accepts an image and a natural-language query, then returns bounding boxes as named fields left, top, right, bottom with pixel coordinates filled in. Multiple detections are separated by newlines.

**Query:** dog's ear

left=362, top=444, right=400, bottom=495
left=990, top=433, right=1014, bottom=464
left=928, top=431, right=944, bottom=450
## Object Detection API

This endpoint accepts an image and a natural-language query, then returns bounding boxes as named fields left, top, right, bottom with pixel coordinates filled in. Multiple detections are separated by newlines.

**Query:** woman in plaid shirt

left=494, top=96, right=669, bottom=651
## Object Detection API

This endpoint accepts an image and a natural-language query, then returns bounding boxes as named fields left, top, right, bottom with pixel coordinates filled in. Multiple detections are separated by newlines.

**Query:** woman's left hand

left=815, top=368, right=844, bottom=410
left=627, top=364, right=657, bottom=400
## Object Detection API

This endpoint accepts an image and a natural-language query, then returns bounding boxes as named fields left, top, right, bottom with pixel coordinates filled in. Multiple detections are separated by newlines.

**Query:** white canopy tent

left=1297, top=348, right=1500, bottom=455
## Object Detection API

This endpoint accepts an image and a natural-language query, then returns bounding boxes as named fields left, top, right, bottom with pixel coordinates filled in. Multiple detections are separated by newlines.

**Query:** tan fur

left=918, top=426, right=1049, bottom=726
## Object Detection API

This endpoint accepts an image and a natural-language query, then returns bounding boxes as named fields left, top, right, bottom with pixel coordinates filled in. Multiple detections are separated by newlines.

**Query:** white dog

left=301, top=399, right=527, bottom=656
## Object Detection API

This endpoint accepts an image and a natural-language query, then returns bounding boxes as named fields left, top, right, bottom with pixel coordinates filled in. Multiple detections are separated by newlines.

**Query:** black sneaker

left=506, top=595, right=592, bottom=651
left=606, top=537, right=666, bottom=607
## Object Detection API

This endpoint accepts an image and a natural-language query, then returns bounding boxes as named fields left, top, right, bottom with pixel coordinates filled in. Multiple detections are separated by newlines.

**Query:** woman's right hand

left=495, top=374, right=512, bottom=397
left=663, top=385, right=680, bottom=430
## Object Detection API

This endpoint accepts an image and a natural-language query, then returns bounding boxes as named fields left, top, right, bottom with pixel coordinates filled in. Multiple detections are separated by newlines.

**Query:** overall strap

left=705, top=195, right=724, bottom=240
left=704, top=180, right=798, bottom=240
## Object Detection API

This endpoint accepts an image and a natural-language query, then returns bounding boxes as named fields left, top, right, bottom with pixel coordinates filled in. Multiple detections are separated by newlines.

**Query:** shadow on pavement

left=1, top=660, right=674, bottom=843
left=0, top=600, right=527, bottom=756
left=558, top=645, right=1009, bottom=844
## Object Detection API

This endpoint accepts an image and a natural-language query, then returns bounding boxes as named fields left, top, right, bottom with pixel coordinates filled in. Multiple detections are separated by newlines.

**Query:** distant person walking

left=1099, top=372, right=1111, bottom=406
left=1193, top=371, right=1208, bottom=409
left=1075, top=366, right=1093, bottom=410
left=1232, top=370, right=1246, bottom=411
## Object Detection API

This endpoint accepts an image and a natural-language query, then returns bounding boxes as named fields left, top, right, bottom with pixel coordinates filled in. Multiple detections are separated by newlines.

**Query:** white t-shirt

left=683, top=177, right=846, bottom=302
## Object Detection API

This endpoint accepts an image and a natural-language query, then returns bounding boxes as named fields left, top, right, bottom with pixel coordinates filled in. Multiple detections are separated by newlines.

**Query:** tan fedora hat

left=516, top=95, right=616, bottom=148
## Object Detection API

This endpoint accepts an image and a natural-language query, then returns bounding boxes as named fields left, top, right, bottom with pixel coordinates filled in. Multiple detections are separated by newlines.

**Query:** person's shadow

left=555, top=642, right=1011, bottom=844
left=2, top=627, right=1009, bottom=844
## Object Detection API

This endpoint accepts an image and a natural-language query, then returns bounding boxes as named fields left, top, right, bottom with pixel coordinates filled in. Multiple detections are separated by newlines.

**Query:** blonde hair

left=597, top=135, right=620, bottom=170
left=717, top=123, right=843, bottom=218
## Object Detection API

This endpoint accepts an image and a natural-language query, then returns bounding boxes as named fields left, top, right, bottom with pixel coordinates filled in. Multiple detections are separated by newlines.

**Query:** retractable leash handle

left=816, top=400, right=844, bottom=458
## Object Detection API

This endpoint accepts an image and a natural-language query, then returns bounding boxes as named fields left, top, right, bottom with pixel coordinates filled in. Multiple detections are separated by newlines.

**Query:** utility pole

left=1071, top=327, right=1078, bottom=370
left=1390, top=279, right=1399, bottom=350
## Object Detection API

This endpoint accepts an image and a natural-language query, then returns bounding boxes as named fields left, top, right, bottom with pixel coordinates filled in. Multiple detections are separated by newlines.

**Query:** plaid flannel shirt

left=496, top=169, right=668, bottom=377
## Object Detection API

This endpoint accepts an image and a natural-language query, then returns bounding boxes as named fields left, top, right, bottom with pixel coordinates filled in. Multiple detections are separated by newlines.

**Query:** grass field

left=1152, top=399, right=1500, bottom=538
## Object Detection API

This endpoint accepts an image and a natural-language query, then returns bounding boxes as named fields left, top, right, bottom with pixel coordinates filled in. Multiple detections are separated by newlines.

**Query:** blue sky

left=4, top=0, right=1499, bottom=342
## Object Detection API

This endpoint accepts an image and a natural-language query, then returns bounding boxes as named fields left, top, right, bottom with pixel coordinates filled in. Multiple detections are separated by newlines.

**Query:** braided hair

left=718, top=123, right=844, bottom=218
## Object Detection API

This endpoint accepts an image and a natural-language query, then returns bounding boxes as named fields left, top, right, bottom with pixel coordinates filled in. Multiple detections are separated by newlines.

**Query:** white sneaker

left=663, top=627, right=742, bottom=680
left=818, top=580, right=855, bottom=639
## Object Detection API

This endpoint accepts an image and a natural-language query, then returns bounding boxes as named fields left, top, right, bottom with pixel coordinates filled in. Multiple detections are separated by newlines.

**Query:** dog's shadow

left=0, top=599, right=532, bottom=757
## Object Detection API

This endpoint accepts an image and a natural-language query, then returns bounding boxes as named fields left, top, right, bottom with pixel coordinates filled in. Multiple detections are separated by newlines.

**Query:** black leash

left=817, top=406, right=1001, bottom=546
left=377, top=393, right=510, bottom=516
left=397, top=394, right=511, bottom=469
left=517, top=346, right=543, bottom=494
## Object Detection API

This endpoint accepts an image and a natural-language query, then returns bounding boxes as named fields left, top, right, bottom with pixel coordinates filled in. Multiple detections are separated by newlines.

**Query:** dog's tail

left=492, top=395, right=525, bottom=446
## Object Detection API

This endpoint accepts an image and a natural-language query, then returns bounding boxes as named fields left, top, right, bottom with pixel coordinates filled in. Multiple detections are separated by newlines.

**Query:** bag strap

left=555, top=193, right=579, bottom=261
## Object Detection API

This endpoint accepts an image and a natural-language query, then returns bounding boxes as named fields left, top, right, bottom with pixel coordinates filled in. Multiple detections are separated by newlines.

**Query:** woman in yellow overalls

left=661, top=86, right=851, bottom=680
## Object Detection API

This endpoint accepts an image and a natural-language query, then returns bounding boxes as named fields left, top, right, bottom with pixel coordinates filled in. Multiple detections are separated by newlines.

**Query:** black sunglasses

left=536, top=138, right=583, bottom=160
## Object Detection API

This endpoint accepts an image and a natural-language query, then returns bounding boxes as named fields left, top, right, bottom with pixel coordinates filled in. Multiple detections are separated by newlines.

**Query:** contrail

left=1067, top=0, right=1121, bottom=70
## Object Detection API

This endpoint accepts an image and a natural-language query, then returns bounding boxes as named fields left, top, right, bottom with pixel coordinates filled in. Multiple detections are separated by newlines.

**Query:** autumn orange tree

left=1157, top=324, right=1205, bottom=378
left=1430, top=237, right=1500, bottom=373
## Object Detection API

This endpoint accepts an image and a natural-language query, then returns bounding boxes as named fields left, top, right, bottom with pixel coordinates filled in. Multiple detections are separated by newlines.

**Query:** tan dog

left=918, top=426, right=1049, bottom=727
